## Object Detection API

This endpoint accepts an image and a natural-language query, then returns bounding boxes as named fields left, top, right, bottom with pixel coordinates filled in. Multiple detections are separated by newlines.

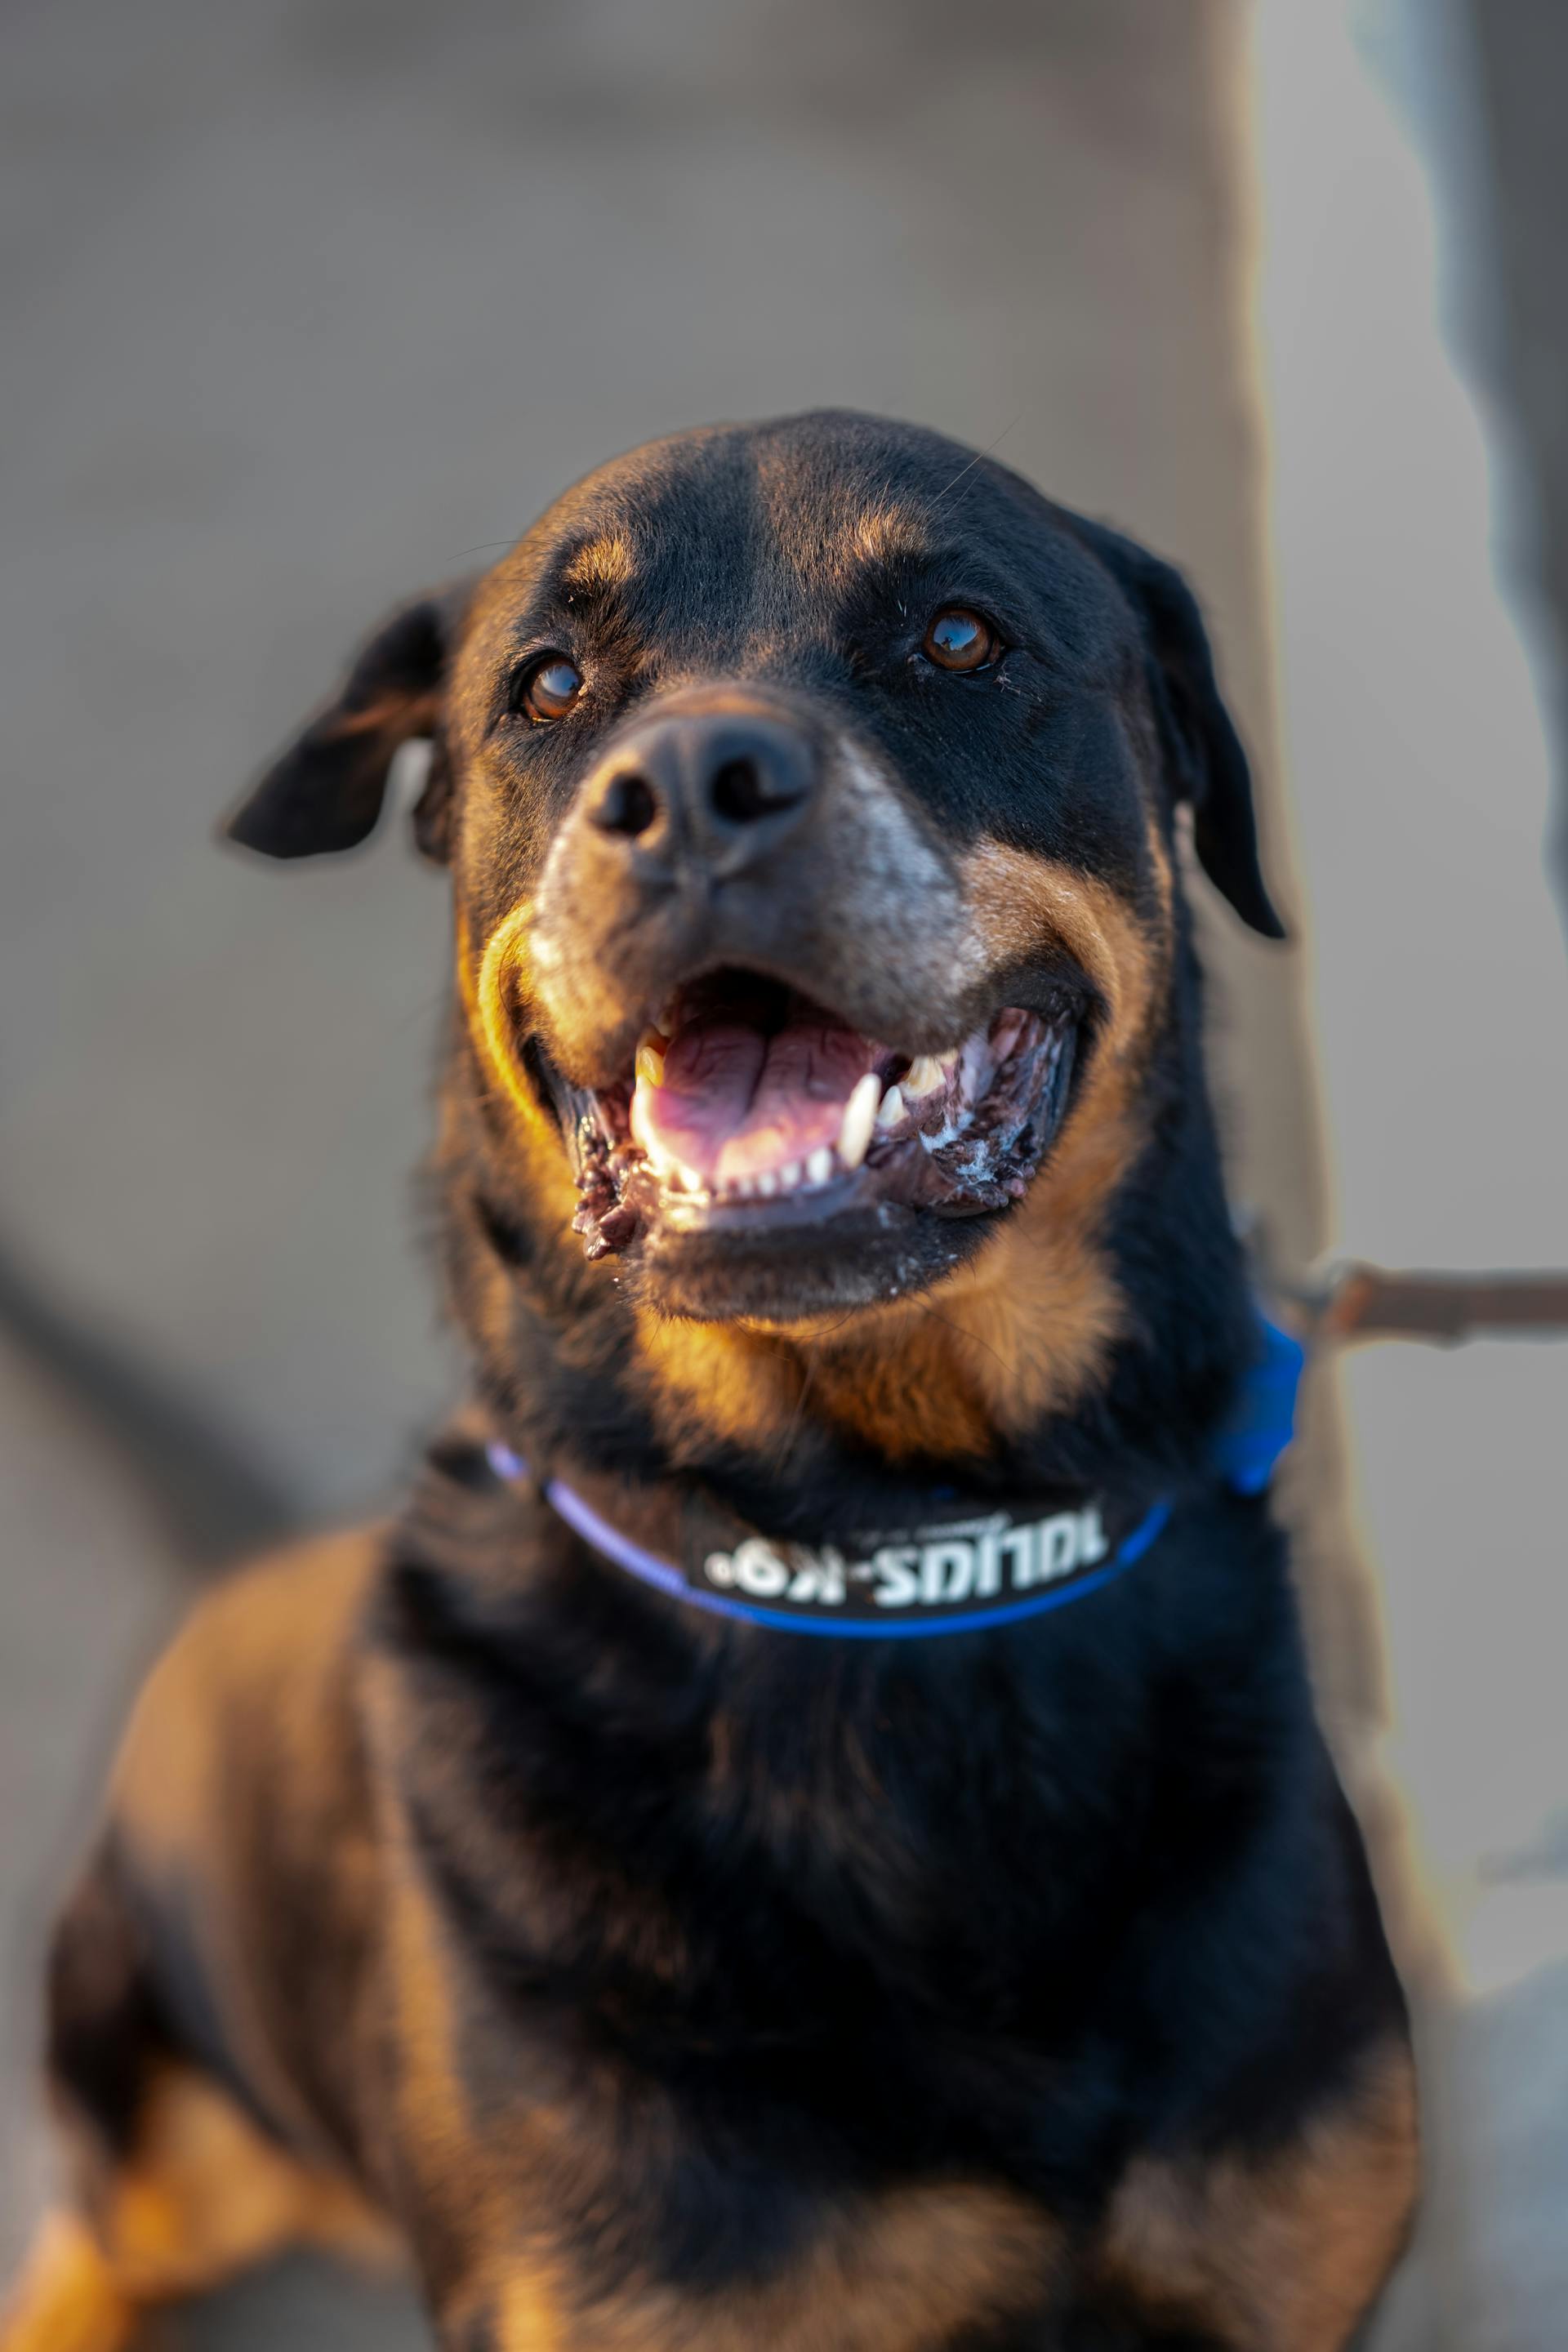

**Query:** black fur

left=47, top=1843, right=168, bottom=2158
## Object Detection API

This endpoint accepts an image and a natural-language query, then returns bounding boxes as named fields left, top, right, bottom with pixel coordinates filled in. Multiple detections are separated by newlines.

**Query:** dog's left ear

left=1074, top=521, right=1285, bottom=940
left=225, top=579, right=474, bottom=862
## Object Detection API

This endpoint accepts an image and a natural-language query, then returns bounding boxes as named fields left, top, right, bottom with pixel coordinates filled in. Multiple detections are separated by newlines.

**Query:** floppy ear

left=225, top=579, right=474, bottom=862
left=1073, top=521, right=1285, bottom=940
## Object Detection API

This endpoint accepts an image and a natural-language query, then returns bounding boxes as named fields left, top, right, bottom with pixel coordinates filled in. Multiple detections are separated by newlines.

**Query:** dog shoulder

left=110, top=1524, right=386, bottom=1833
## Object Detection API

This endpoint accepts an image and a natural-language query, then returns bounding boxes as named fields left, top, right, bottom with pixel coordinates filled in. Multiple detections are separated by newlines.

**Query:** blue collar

left=486, top=1316, right=1303, bottom=1641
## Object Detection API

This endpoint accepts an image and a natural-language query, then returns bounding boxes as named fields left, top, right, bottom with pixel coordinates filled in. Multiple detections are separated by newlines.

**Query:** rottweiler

left=2, top=412, right=1417, bottom=2350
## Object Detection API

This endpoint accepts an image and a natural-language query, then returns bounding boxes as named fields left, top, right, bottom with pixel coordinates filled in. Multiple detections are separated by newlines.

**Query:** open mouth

left=541, top=970, right=1081, bottom=1263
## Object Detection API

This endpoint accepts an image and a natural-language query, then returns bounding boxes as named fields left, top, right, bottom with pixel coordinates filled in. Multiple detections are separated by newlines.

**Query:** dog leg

left=2, top=2063, right=396, bottom=2351
left=0, top=2212, right=136, bottom=2352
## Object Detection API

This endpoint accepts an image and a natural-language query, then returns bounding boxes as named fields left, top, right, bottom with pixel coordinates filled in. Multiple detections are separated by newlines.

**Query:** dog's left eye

left=921, top=608, right=1000, bottom=672
left=516, top=655, right=584, bottom=723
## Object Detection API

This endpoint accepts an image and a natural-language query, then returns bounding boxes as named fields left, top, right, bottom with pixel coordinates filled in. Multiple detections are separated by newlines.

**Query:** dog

left=2, top=412, right=1417, bottom=2350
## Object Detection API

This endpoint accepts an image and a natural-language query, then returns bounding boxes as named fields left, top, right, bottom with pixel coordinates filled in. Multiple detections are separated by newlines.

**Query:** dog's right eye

left=515, top=655, right=584, bottom=724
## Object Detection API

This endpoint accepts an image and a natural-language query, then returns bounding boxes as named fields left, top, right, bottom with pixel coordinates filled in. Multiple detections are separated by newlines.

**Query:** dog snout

left=583, top=706, right=817, bottom=882
left=531, top=690, right=973, bottom=1083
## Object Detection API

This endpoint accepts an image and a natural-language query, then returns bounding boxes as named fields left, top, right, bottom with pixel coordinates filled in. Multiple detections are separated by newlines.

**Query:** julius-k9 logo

left=700, top=1505, right=1111, bottom=1615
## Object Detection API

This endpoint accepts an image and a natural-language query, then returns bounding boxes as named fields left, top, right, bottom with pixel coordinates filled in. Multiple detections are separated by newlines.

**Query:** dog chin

left=628, top=1195, right=1002, bottom=1323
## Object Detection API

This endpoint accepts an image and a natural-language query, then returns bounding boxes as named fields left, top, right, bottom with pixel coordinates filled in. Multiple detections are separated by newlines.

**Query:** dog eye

left=921, top=608, right=1000, bottom=672
left=518, top=655, right=584, bottom=723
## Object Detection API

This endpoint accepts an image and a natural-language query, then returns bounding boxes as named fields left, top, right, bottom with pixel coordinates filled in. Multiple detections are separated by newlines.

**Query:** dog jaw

left=563, top=987, right=1081, bottom=1263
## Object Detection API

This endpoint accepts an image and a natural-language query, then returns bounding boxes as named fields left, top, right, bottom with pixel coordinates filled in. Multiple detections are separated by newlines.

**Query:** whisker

left=929, top=413, right=1025, bottom=510
left=916, top=1295, right=1011, bottom=1379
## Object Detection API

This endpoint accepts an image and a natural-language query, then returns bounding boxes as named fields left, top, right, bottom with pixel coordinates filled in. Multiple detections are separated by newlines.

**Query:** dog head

left=230, top=412, right=1278, bottom=1449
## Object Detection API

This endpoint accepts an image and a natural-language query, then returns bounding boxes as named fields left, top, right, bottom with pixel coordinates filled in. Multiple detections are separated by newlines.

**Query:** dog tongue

left=631, top=1009, right=880, bottom=1185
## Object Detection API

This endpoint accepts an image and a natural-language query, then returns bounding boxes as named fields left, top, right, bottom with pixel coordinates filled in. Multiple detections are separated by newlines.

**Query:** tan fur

left=461, top=902, right=587, bottom=1244
left=108, top=1534, right=385, bottom=2092
left=488, top=2181, right=1061, bottom=2352
left=1, top=2071, right=394, bottom=2352
left=919, top=841, right=1170, bottom=1437
left=1099, top=2038, right=1419, bottom=2350
left=636, top=1313, right=807, bottom=1456
left=835, top=506, right=929, bottom=575
left=0, top=2214, right=134, bottom=2352
left=381, top=1820, right=492, bottom=2214
left=559, top=533, right=636, bottom=597
left=473, top=901, right=548, bottom=1133
left=800, top=1315, right=1000, bottom=1460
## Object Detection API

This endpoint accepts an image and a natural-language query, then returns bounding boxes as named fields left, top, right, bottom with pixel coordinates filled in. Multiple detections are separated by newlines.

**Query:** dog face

left=231, top=412, right=1278, bottom=1333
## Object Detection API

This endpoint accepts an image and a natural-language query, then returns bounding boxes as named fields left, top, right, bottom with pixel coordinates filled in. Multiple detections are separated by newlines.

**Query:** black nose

left=584, top=706, right=817, bottom=879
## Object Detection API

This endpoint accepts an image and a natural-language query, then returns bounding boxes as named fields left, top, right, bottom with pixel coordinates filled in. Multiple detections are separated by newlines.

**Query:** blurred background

left=3, top=1, right=1566, bottom=2342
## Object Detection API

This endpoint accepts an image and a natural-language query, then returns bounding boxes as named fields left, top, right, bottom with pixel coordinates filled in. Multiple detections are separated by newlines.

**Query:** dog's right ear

left=225, top=580, right=474, bottom=862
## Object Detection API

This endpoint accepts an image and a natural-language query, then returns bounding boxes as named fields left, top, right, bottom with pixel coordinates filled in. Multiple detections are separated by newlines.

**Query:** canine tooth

left=903, top=1055, right=945, bottom=1099
left=779, top=1160, right=802, bottom=1191
left=875, top=1084, right=904, bottom=1131
left=755, top=1169, right=778, bottom=1196
left=805, top=1146, right=833, bottom=1187
left=733, top=1175, right=756, bottom=1198
left=635, top=1036, right=666, bottom=1089
left=837, top=1072, right=880, bottom=1169
left=677, top=1163, right=704, bottom=1194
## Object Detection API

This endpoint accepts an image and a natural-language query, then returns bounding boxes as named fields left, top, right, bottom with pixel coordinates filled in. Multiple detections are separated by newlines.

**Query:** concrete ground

left=2, top=0, right=1563, bottom=2341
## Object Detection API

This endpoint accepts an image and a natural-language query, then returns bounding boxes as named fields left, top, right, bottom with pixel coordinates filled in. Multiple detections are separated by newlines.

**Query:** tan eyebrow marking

left=840, top=506, right=931, bottom=571
left=559, top=533, right=636, bottom=598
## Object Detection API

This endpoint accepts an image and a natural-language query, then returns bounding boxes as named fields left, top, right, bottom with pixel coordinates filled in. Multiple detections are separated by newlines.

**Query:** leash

left=484, top=1317, right=1305, bottom=1641
left=1277, top=1261, right=1568, bottom=1348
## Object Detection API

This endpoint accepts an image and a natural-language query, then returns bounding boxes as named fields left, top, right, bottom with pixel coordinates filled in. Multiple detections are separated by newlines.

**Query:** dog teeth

left=805, top=1146, right=834, bottom=1187
left=755, top=1169, right=778, bottom=1196
left=903, top=1055, right=945, bottom=1099
left=639, top=1133, right=673, bottom=1179
left=875, top=1084, right=904, bottom=1131
left=837, top=1072, right=880, bottom=1169
left=676, top=1163, right=704, bottom=1195
left=778, top=1160, right=801, bottom=1192
left=635, top=1033, right=666, bottom=1089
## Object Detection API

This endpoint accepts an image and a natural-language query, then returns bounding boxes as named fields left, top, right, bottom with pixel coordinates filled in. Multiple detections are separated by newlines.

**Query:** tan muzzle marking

left=471, top=902, right=539, bottom=1127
